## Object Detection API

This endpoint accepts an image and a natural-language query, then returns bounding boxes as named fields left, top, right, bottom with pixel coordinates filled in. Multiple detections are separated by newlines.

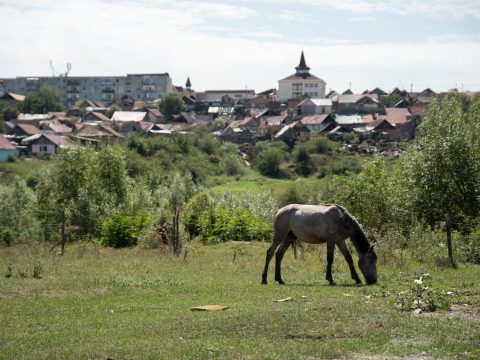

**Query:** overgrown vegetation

left=1, top=97, right=480, bottom=270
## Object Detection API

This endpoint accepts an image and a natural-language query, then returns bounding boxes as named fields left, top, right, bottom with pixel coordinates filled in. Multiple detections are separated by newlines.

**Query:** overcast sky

left=1, top=0, right=479, bottom=93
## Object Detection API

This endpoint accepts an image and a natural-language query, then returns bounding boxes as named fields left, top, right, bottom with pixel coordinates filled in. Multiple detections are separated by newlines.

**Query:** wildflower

left=413, top=278, right=423, bottom=285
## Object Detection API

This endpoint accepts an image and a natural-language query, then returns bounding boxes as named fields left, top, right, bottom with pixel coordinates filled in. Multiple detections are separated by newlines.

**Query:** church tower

left=277, top=51, right=326, bottom=101
left=295, top=51, right=310, bottom=79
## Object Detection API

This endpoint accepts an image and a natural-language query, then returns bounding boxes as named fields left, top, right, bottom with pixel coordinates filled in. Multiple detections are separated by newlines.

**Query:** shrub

left=253, top=147, right=285, bottom=178
left=100, top=212, right=151, bottom=248
left=458, top=228, right=480, bottom=264
left=197, top=208, right=272, bottom=244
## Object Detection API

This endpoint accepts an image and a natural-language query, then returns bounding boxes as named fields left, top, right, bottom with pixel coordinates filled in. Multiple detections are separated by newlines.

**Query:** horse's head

left=358, top=245, right=377, bottom=285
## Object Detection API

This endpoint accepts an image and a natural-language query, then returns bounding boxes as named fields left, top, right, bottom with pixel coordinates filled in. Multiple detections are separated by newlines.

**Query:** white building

left=278, top=52, right=326, bottom=102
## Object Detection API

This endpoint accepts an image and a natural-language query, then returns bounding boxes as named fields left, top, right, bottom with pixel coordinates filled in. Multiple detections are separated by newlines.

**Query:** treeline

left=1, top=96, right=480, bottom=267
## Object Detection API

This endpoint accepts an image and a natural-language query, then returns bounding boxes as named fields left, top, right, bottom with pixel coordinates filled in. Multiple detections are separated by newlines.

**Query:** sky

left=1, top=0, right=480, bottom=93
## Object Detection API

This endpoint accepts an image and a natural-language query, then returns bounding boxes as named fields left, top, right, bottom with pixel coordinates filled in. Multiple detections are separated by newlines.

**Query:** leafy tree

left=253, top=147, right=286, bottom=178
left=321, top=158, right=396, bottom=233
left=0, top=181, right=39, bottom=244
left=23, top=87, right=64, bottom=113
left=403, top=97, right=480, bottom=267
left=159, top=92, right=185, bottom=120
left=36, top=146, right=130, bottom=239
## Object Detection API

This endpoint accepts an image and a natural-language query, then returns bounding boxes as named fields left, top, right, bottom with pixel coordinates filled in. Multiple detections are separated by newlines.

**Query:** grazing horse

left=261, top=204, right=377, bottom=285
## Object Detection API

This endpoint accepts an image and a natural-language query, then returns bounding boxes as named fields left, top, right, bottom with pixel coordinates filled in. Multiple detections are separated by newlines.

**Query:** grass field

left=1, top=242, right=479, bottom=360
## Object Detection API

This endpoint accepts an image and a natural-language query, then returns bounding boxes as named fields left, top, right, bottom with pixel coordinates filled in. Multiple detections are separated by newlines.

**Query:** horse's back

left=274, top=204, right=346, bottom=244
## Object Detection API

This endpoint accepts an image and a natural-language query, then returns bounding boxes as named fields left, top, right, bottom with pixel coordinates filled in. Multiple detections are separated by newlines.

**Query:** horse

left=261, top=204, right=377, bottom=286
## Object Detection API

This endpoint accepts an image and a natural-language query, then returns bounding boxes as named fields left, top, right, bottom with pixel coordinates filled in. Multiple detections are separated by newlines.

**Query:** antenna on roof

left=65, top=63, right=72, bottom=77
left=49, top=60, right=59, bottom=76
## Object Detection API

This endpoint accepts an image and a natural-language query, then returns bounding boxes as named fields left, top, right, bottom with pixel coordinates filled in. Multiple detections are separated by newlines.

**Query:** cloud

left=296, top=0, right=480, bottom=19
left=0, top=0, right=479, bottom=92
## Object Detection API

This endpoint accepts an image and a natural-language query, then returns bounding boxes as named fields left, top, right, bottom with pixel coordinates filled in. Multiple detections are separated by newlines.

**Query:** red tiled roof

left=0, top=133, right=16, bottom=150
left=49, top=123, right=72, bottom=134
left=42, top=134, right=74, bottom=147
left=16, top=124, right=41, bottom=136
left=301, top=114, right=331, bottom=125
left=3, top=92, right=26, bottom=102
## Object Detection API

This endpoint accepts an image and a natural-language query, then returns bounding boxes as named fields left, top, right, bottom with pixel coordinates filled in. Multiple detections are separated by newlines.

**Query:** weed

left=32, top=261, right=43, bottom=279
left=4, top=263, right=12, bottom=278
left=395, top=274, right=452, bottom=312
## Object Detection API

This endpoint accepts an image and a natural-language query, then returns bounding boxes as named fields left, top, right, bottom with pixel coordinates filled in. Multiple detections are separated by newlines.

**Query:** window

left=40, top=145, right=48, bottom=152
left=314, top=83, right=318, bottom=88
left=314, top=92, right=318, bottom=97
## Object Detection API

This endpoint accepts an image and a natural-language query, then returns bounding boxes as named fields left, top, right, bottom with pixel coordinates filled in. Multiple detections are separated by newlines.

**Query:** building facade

left=278, top=52, right=326, bottom=102
left=0, top=73, right=172, bottom=107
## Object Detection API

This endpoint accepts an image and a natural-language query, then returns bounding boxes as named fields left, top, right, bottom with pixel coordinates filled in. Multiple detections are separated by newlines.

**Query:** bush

left=100, top=213, right=151, bottom=248
left=197, top=208, right=272, bottom=244
left=458, top=228, right=480, bottom=264
left=253, top=147, right=286, bottom=178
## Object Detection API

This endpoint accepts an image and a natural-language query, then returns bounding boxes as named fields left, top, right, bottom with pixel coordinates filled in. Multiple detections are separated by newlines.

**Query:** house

left=274, top=121, right=310, bottom=145
left=239, top=115, right=264, bottom=135
left=336, top=94, right=379, bottom=113
left=46, top=122, right=73, bottom=135
left=82, top=111, right=111, bottom=123
left=355, top=95, right=380, bottom=113
left=378, top=107, right=413, bottom=125
left=220, top=127, right=255, bottom=145
left=111, top=111, right=148, bottom=123
left=369, top=88, right=388, bottom=96
left=119, top=121, right=161, bottom=138
left=15, top=113, right=54, bottom=127
left=260, top=115, right=290, bottom=137
left=0, top=133, right=17, bottom=162
left=77, top=100, right=105, bottom=108
left=73, top=123, right=123, bottom=143
left=200, top=89, right=255, bottom=103
left=278, top=52, right=326, bottom=101
left=417, top=88, right=436, bottom=103
left=22, top=133, right=75, bottom=155
left=11, top=123, right=41, bottom=138
left=244, top=95, right=270, bottom=109
left=335, top=114, right=373, bottom=130
left=0, top=92, right=26, bottom=105
left=301, top=114, right=335, bottom=133
left=298, top=98, right=332, bottom=115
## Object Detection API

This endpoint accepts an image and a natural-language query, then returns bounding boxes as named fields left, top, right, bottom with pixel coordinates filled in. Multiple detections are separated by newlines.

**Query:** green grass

left=1, top=242, right=479, bottom=359
left=0, top=157, right=47, bottom=185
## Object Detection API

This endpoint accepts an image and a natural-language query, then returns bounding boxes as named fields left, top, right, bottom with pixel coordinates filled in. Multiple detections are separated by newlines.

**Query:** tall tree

left=403, top=97, right=480, bottom=267
left=22, top=87, right=64, bottom=114
left=159, top=92, right=185, bottom=120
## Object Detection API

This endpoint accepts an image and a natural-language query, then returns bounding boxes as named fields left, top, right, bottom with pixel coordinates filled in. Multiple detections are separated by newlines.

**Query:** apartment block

left=0, top=73, right=172, bottom=107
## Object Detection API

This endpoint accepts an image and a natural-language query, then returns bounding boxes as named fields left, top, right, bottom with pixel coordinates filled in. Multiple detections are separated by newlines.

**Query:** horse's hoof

left=355, top=279, right=362, bottom=285
left=276, top=279, right=285, bottom=285
left=261, top=280, right=267, bottom=285
left=328, top=281, right=336, bottom=286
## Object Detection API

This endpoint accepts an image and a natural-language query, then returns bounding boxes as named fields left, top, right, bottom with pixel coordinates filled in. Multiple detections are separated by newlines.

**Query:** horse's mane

left=335, top=205, right=370, bottom=255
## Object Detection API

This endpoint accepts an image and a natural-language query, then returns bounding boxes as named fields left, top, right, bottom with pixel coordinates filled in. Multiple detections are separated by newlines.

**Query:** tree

left=159, top=92, right=185, bottom=120
left=22, top=87, right=64, bottom=114
left=403, top=97, right=480, bottom=267
left=253, top=147, right=285, bottom=178
left=321, top=158, right=396, bottom=233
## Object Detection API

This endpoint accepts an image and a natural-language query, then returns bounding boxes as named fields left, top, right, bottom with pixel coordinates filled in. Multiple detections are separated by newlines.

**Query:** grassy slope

left=1, top=243, right=479, bottom=360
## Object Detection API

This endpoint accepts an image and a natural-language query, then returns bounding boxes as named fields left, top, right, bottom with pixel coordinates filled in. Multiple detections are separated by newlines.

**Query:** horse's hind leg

left=337, top=240, right=362, bottom=284
left=262, top=228, right=287, bottom=284
left=274, top=233, right=295, bottom=285
left=326, top=240, right=336, bottom=285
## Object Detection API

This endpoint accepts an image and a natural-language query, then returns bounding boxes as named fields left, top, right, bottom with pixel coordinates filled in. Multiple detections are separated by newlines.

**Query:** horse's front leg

left=326, top=240, right=336, bottom=285
left=337, top=240, right=362, bottom=284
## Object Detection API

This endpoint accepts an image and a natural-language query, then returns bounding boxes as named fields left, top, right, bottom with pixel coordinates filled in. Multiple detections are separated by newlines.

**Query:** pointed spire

left=295, top=51, right=310, bottom=78
left=186, top=77, right=191, bottom=90
left=298, top=51, right=308, bottom=68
